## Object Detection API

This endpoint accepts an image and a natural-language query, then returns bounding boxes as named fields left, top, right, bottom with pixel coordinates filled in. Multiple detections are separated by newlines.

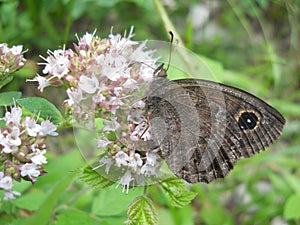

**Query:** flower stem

left=143, top=184, right=148, bottom=195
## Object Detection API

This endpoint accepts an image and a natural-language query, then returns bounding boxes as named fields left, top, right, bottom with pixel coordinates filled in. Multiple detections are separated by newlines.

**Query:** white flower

left=30, top=148, right=47, bottom=165
left=97, top=157, right=113, bottom=174
left=40, top=49, right=70, bottom=79
left=7, top=126, right=21, bottom=145
left=116, top=170, right=133, bottom=194
left=0, top=174, right=13, bottom=191
left=1, top=139, right=18, bottom=154
left=113, top=87, right=123, bottom=96
left=39, top=120, right=58, bottom=136
left=66, top=88, right=83, bottom=106
left=139, top=65, right=155, bottom=82
left=92, top=92, right=106, bottom=104
left=109, top=26, right=136, bottom=51
left=2, top=126, right=22, bottom=152
left=27, top=74, right=50, bottom=92
left=103, top=118, right=121, bottom=132
left=97, top=136, right=112, bottom=148
left=115, top=151, right=129, bottom=167
left=23, top=116, right=41, bottom=137
left=10, top=45, right=23, bottom=56
left=20, top=163, right=40, bottom=178
left=145, top=152, right=160, bottom=166
left=105, top=51, right=127, bottom=68
left=141, top=152, right=161, bottom=176
left=4, top=190, right=21, bottom=200
left=127, top=109, right=145, bottom=124
left=0, top=43, right=9, bottom=53
left=95, top=54, right=118, bottom=81
left=129, top=41, right=156, bottom=69
left=5, top=106, right=22, bottom=126
left=140, top=163, right=157, bottom=176
left=106, top=97, right=124, bottom=114
left=130, top=120, right=150, bottom=141
left=78, top=75, right=99, bottom=94
left=0, top=172, right=21, bottom=200
left=128, top=152, right=143, bottom=172
left=123, top=78, right=137, bottom=90
left=80, top=32, right=95, bottom=46
left=131, top=100, right=145, bottom=109
left=0, top=132, right=4, bottom=144
left=102, top=67, right=122, bottom=81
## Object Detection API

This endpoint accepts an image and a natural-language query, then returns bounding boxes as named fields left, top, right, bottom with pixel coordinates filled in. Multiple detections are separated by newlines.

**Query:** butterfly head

left=154, top=63, right=168, bottom=78
left=153, top=31, right=174, bottom=79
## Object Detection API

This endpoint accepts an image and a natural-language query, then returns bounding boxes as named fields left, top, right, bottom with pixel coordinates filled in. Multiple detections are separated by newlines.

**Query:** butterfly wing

left=146, top=78, right=285, bottom=183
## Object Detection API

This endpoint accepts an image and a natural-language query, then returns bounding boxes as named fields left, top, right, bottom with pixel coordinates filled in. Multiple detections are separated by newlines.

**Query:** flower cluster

left=0, top=43, right=26, bottom=76
left=31, top=27, right=163, bottom=193
left=0, top=106, right=57, bottom=200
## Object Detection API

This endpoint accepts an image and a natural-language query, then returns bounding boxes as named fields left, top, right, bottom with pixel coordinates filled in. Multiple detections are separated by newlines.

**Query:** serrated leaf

left=80, top=165, right=114, bottom=189
left=126, top=196, right=158, bottom=225
left=16, top=97, right=63, bottom=124
left=0, top=91, right=22, bottom=106
left=159, top=177, right=197, bottom=208
left=283, top=194, right=300, bottom=220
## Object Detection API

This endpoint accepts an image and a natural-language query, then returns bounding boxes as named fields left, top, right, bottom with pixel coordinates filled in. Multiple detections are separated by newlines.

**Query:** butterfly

left=145, top=33, right=285, bottom=183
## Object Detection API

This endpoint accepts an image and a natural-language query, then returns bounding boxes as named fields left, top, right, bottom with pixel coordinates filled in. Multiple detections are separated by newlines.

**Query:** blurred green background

left=0, top=0, right=299, bottom=224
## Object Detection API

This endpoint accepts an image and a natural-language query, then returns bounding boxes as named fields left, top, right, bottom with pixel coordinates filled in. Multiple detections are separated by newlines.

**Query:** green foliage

left=0, top=91, right=22, bottom=106
left=16, top=97, right=63, bottom=125
left=284, top=194, right=300, bottom=220
left=21, top=171, right=80, bottom=225
left=159, top=177, right=197, bottom=208
left=11, top=191, right=47, bottom=211
left=0, top=75, right=14, bottom=89
left=80, top=165, right=114, bottom=189
left=51, top=209, right=104, bottom=225
left=126, top=196, right=159, bottom=225
left=92, top=186, right=144, bottom=217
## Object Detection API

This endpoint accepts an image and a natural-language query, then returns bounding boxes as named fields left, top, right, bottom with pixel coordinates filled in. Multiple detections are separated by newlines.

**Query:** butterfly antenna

left=165, top=31, right=174, bottom=72
left=154, top=31, right=174, bottom=77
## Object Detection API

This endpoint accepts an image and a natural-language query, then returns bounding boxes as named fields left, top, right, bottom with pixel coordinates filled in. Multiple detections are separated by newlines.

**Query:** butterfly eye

left=238, top=111, right=259, bottom=130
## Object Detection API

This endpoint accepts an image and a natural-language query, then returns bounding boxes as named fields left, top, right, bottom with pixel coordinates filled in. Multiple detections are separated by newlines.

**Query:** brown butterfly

left=145, top=34, right=285, bottom=183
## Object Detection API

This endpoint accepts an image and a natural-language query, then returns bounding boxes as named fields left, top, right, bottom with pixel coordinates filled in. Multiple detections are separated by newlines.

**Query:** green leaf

left=0, top=120, right=5, bottom=127
left=126, top=196, right=159, bottom=225
left=80, top=165, right=114, bottom=189
left=283, top=194, right=300, bottom=220
left=283, top=172, right=300, bottom=193
left=50, top=209, right=104, bottom=225
left=16, top=97, right=63, bottom=124
left=159, top=204, right=194, bottom=225
left=11, top=191, right=47, bottom=211
left=95, top=118, right=104, bottom=131
left=0, top=75, right=14, bottom=89
left=0, top=91, right=22, bottom=106
left=201, top=204, right=234, bottom=225
left=92, top=185, right=143, bottom=217
left=21, top=170, right=80, bottom=225
left=159, top=177, right=197, bottom=208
